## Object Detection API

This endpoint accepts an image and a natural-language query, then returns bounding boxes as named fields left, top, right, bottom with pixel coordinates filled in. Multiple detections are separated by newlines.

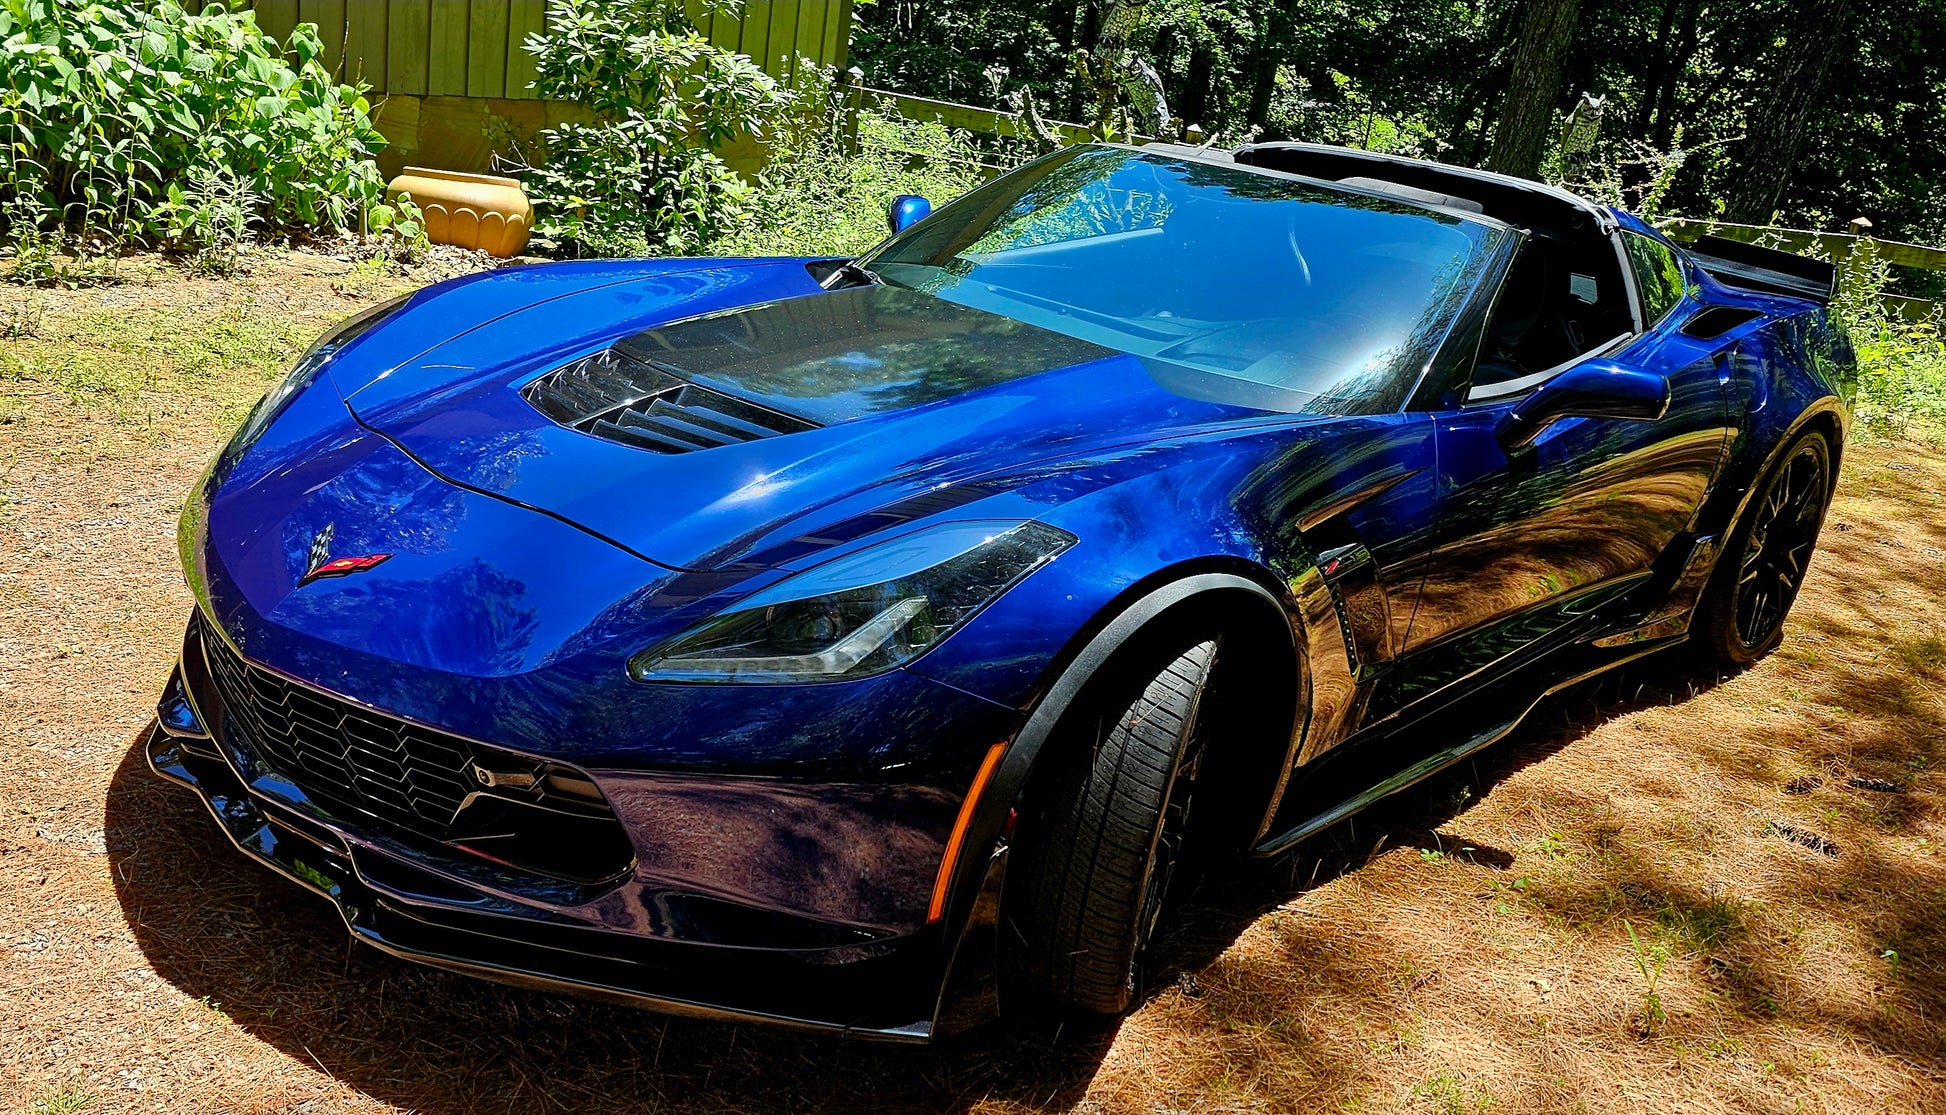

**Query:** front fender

left=927, top=569, right=1315, bottom=1035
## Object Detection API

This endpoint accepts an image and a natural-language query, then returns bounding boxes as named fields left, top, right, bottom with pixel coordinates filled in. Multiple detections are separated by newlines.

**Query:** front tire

left=1694, top=429, right=1833, bottom=667
left=1006, top=631, right=1220, bottom=1016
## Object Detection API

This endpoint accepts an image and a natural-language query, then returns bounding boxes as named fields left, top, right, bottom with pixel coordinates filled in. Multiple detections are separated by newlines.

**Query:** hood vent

left=521, top=349, right=817, bottom=454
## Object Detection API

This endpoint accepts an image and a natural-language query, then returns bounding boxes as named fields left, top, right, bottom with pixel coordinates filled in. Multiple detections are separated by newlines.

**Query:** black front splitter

left=145, top=726, right=941, bottom=1042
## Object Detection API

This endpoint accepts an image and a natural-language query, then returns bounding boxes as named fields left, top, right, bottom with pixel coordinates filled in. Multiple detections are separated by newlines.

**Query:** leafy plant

left=29, top=1089, right=96, bottom=1115
left=364, top=191, right=431, bottom=264
left=0, top=0, right=401, bottom=277
left=0, top=288, right=40, bottom=338
left=154, top=166, right=263, bottom=275
left=513, top=0, right=791, bottom=257
left=1624, top=919, right=1671, bottom=1029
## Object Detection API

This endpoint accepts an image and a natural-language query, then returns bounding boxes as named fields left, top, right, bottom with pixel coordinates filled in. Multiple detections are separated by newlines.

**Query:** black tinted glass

left=1624, top=231, right=1687, bottom=327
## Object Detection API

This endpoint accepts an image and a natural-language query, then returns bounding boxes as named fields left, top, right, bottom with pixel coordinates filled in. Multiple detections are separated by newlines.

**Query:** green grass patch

left=0, top=295, right=313, bottom=429
left=30, top=1089, right=97, bottom=1115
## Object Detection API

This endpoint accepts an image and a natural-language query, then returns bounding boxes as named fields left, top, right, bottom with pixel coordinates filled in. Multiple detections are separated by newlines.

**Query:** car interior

left=1228, top=143, right=1639, bottom=401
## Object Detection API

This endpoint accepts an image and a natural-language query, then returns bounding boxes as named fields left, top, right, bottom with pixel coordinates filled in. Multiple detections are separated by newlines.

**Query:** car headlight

left=227, top=294, right=409, bottom=453
left=629, top=521, right=1075, bottom=684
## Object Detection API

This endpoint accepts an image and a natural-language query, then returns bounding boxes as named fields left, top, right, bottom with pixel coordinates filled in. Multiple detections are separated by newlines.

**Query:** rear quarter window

left=1623, top=231, right=1687, bottom=327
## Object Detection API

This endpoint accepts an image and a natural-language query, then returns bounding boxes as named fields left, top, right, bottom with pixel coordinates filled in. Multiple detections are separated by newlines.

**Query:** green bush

left=0, top=0, right=397, bottom=276
left=517, top=0, right=790, bottom=257
left=1834, top=246, right=1946, bottom=442
left=708, top=97, right=999, bottom=259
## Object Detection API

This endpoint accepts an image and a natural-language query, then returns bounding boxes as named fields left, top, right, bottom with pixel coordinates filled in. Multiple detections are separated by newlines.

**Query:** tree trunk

left=1179, top=46, right=1213, bottom=130
left=1245, top=0, right=1300, bottom=133
left=1648, top=0, right=1703, bottom=151
left=1633, top=0, right=1680, bottom=137
left=1064, top=0, right=1100, bottom=121
left=1484, top=0, right=1582, bottom=179
left=1720, top=0, right=1854, bottom=224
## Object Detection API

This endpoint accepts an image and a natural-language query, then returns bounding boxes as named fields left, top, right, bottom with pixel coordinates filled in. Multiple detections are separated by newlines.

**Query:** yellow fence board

left=238, top=0, right=849, bottom=90
left=768, top=0, right=800, bottom=80
left=820, top=0, right=848, bottom=80
left=251, top=0, right=299, bottom=42
left=387, top=0, right=431, bottom=96
left=427, top=0, right=470, bottom=96
left=345, top=0, right=387, bottom=88
left=465, top=0, right=508, bottom=98
left=506, top=0, right=547, bottom=98
left=793, top=0, right=824, bottom=84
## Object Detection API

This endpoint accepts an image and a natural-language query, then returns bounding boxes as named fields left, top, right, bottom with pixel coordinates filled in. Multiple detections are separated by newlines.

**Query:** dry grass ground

left=2, top=255, right=1943, bottom=1115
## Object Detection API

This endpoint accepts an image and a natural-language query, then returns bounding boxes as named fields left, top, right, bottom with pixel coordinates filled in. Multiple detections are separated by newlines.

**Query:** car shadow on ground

left=104, top=650, right=1727, bottom=1114
left=1149, top=650, right=1733, bottom=997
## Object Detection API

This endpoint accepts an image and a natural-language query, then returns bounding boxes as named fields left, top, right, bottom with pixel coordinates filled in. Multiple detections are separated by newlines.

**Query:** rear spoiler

left=1684, top=234, right=1837, bottom=304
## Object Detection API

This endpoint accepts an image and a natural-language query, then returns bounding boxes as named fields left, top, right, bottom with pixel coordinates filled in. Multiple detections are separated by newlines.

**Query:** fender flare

left=928, top=570, right=1299, bottom=1034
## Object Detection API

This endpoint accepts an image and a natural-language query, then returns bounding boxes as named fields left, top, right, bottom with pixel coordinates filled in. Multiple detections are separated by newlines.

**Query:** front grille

left=198, top=617, right=477, bottom=839
left=521, top=349, right=814, bottom=454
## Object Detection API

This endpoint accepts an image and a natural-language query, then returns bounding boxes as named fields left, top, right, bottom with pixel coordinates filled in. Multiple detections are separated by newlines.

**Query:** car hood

left=344, top=266, right=1302, bottom=572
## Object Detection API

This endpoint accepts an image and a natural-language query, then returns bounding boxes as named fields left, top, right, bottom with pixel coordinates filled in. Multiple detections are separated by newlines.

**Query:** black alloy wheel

left=1735, top=440, right=1828, bottom=648
left=1696, top=430, right=1832, bottom=667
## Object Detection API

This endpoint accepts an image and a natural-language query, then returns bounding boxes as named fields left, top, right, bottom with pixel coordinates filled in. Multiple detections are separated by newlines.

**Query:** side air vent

left=521, top=348, right=816, bottom=453
left=1680, top=305, right=1765, bottom=340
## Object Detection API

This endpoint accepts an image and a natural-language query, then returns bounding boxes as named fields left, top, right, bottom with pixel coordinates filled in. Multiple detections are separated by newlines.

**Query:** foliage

left=853, top=0, right=1946, bottom=253
left=515, top=0, right=790, bottom=257
left=1831, top=242, right=1946, bottom=443
left=153, top=166, right=262, bottom=276
left=28, top=1090, right=96, bottom=1115
left=1623, top=919, right=1671, bottom=1029
left=708, top=96, right=995, bottom=259
left=0, top=0, right=405, bottom=279
left=1558, top=127, right=1738, bottom=221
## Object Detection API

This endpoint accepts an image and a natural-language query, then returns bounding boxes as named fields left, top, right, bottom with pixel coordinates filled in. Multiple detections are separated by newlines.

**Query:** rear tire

left=1693, top=429, right=1832, bottom=668
left=1005, top=630, right=1221, bottom=1016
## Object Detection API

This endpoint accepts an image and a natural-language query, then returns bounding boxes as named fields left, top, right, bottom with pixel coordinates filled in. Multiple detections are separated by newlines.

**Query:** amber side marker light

left=928, top=740, right=1010, bottom=923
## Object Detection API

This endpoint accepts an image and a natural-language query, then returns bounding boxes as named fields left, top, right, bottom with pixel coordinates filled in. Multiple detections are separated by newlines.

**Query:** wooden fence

left=845, top=81, right=1188, bottom=150
left=233, top=0, right=850, bottom=174
left=242, top=0, right=850, bottom=96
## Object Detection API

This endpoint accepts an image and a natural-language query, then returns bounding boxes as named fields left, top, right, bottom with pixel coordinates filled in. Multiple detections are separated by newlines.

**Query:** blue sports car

left=151, top=142, right=1850, bottom=1040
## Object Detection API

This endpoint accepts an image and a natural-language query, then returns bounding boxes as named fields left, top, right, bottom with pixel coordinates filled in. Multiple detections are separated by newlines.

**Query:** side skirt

left=1253, top=632, right=1686, bottom=858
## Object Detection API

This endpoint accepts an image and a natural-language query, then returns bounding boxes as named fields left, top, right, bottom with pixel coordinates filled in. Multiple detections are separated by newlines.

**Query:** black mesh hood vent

left=521, top=348, right=817, bottom=454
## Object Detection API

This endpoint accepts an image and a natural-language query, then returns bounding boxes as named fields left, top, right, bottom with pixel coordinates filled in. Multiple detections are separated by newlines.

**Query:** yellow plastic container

left=386, top=167, right=534, bottom=258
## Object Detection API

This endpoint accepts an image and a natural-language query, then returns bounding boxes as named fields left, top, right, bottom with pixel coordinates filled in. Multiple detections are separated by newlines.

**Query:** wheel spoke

left=1730, top=443, right=1828, bottom=651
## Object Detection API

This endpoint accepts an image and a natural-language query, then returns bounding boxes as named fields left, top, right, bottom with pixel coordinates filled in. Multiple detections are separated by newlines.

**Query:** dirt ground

left=3, top=254, right=1944, bottom=1115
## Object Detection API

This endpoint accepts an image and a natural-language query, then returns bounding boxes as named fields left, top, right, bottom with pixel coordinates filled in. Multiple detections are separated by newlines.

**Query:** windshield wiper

left=824, top=259, right=883, bottom=289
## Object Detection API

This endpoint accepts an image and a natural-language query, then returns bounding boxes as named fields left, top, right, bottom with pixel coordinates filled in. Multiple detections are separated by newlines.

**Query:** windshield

left=860, top=145, right=1507, bottom=414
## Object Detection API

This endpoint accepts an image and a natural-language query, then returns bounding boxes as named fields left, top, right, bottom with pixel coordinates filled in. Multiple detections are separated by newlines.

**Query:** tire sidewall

left=1000, top=615, right=1225, bottom=1017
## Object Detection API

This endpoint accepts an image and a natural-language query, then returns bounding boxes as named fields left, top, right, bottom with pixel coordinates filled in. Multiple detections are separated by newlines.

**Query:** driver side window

left=1468, top=236, right=1634, bottom=402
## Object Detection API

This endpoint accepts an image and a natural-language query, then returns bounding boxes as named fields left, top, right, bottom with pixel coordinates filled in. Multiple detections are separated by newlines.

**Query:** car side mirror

left=886, top=194, right=932, bottom=234
left=1494, top=359, right=1671, bottom=453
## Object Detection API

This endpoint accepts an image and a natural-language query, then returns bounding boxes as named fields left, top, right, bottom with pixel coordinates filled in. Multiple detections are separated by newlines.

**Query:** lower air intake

left=194, top=614, right=633, bottom=884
